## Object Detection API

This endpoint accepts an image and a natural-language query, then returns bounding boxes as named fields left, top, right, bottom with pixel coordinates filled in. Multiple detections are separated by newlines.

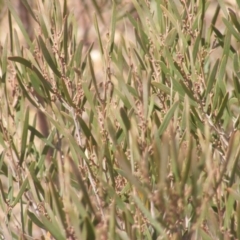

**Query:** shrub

left=0, top=0, right=240, bottom=239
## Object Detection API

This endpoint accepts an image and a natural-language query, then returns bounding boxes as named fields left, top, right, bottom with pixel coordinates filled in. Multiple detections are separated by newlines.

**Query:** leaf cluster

left=0, top=0, right=240, bottom=239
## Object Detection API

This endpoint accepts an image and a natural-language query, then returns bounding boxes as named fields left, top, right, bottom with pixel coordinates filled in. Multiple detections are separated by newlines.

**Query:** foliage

left=0, top=0, right=240, bottom=239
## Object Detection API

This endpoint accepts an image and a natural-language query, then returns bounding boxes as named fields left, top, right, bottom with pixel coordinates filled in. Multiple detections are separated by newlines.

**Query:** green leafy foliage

left=0, top=0, right=240, bottom=239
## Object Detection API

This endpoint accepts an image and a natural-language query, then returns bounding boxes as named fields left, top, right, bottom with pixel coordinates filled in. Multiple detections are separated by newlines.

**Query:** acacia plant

left=0, top=0, right=240, bottom=239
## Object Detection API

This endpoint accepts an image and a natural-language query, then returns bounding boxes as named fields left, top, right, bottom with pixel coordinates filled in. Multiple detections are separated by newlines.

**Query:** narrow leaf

left=158, top=101, right=179, bottom=136
left=19, top=107, right=30, bottom=166
left=120, top=108, right=131, bottom=131
left=216, top=92, right=229, bottom=122
left=38, top=36, right=61, bottom=77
